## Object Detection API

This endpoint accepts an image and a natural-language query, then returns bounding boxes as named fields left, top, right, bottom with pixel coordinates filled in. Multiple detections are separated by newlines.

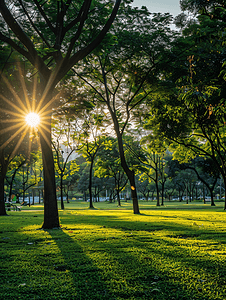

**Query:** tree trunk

left=210, top=189, right=215, bottom=206
left=161, top=184, right=164, bottom=206
left=223, top=175, right=226, bottom=210
left=155, top=170, right=160, bottom=206
left=0, top=173, right=7, bottom=215
left=32, top=189, right=35, bottom=205
left=88, top=159, right=94, bottom=209
left=203, top=184, right=206, bottom=204
left=8, top=168, right=17, bottom=202
left=60, top=173, right=64, bottom=209
left=156, top=181, right=160, bottom=206
left=116, top=133, right=139, bottom=213
left=65, top=186, right=70, bottom=203
left=116, top=188, right=121, bottom=206
left=40, top=122, right=59, bottom=229
left=129, top=171, right=139, bottom=213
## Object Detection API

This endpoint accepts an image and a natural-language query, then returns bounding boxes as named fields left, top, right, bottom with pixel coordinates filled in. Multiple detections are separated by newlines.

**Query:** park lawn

left=18, top=199, right=226, bottom=211
left=0, top=201, right=226, bottom=300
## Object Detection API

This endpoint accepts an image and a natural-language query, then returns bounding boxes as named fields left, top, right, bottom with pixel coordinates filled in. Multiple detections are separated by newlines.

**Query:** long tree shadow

left=2, top=213, right=225, bottom=300
left=57, top=214, right=226, bottom=295
left=51, top=226, right=225, bottom=299
left=48, top=229, right=116, bottom=300
left=60, top=211, right=226, bottom=240
left=48, top=229, right=199, bottom=300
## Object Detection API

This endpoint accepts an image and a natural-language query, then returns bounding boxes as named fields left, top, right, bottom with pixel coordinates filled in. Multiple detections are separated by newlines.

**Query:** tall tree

left=144, top=5, right=226, bottom=208
left=73, top=9, right=176, bottom=213
left=52, top=116, right=79, bottom=209
left=180, top=157, right=220, bottom=206
left=0, top=0, right=121, bottom=227
left=95, top=137, right=128, bottom=206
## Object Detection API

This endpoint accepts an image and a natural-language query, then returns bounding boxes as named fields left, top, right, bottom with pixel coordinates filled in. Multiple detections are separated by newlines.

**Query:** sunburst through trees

left=0, top=66, right=57, bottom=161
left=25, top=112, right=40, bottom=128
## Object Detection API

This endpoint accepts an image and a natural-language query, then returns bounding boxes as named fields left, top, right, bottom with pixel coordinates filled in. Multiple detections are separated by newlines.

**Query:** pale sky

left=132, top=0, right=182, bottom=16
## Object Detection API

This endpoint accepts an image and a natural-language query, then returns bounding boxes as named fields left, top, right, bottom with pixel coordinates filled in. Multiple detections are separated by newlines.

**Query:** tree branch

left=65, top=0, right=92, bottom=60
left=33, top=0, right=56, bottom=34
left=18, top=0, right=51, bottom=48
left=0, top=0, right=51, bottom=80
left=64, top=0, right=122, bottom=76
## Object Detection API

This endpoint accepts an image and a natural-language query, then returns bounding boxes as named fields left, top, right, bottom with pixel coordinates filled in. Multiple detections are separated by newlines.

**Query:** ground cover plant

left=1, top=201, right=226, bottom=300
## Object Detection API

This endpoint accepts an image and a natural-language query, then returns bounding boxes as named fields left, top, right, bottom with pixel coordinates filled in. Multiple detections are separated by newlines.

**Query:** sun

left=25, top=112, right=40, bottom=127
left=0, top=64, right=59, bottom=159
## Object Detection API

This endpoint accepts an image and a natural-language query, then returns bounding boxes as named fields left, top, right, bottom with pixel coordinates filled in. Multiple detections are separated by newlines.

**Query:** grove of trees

left=0, top=0, right=226, bottom=228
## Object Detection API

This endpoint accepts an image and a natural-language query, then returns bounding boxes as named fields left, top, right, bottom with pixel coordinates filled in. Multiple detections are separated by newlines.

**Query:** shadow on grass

left=48, top=229, right=116, bottom=300
left=57, top=214, right=226, bottom=298
left=49, top=229, right=200, bottom=300
left=1, top=211, right=226, bottom=299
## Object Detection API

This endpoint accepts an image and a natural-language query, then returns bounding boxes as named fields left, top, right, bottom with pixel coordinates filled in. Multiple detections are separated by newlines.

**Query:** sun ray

left=0, top=122, right=25, bottom=135
left=0, top=118, right=26, bottom=124
left=0, top=124, right=28, bottom=150
left=37, top=111, right=55, bottom=124
left=38, top=126, right=52, bottom=145
left=37, top=90, right=63, bottom=115
left=32, top=75, right=38, bottom=112
left=0, top=66, right=62, bottom=161
left=39, top=118, right=54, bottom=126
left=10, top=130, right=28, bottom=160
left=27, top=129, right=32, bottom=160
left=18, top=63, right=31, bottom=112
left=38, top=107, right=54, bottom=117
left=36, top=60, right=64, bottom=112
left=1, top=75, right=28, bottom=113
left=0, top=108, right=25, bottom=119
left=0, top=94, right=27, bottom=116
left=39, top=122, right=52, bottom=134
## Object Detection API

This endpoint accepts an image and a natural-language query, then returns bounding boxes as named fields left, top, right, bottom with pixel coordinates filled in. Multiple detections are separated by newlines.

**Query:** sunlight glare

left=25, top=112, right=40, bottom=127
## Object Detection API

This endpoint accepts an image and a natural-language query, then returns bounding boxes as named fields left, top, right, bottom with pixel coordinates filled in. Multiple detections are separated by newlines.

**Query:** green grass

left=1, top=200, right=226, bottom=299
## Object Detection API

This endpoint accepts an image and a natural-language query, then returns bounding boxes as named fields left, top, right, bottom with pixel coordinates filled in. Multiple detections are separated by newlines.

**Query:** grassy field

left=1, top=200, right=226, bottom=300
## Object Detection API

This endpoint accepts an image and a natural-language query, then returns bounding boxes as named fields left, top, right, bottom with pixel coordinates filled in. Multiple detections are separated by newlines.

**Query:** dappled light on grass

left=1, top=207, right=226, bottom=299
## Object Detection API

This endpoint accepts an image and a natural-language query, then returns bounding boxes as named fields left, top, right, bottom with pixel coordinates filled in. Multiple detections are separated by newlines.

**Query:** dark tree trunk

left=8, top=168, right=17, bottom=202
left=8, top=161, right=25, bottom=202
left=116, top=188, right=121, bottom=206
left=32, top=189, right=35, bottom=205
left=161, top=184, right=164, bottom=206
left=129, top=170, right=139, bottom=213
left=64, top=186, right=70, bottom=203
left=203, top=184, right=206, bottom=204
left=60, top=173, right=64, bottom=209
left=88, top=159, right=94, bottom=209
left=0, top=157, right=8, bottom=215
left=40, top=122, right=59, bottom=229
left=116, top=133, right=139, bottom=213
left=0, top=174, right=7, bottom=215
left=223, top=175, right=226, bottom=210
left=210, top=189, right=215, bottom=206
left=155, top=170, right=160, bottom=206
left=156, top=182, right=160, bottom=206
